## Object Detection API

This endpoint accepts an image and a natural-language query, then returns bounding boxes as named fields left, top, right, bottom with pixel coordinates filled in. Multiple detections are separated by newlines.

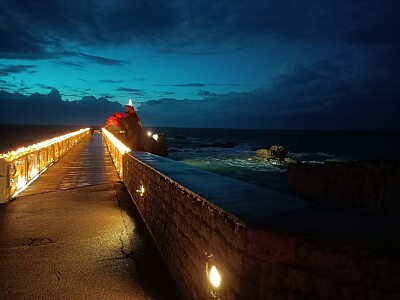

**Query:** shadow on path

left=115, top=182, right=182, bottom=300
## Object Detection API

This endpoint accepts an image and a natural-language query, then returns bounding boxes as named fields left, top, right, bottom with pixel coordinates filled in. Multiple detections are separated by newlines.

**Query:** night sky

left=0, top=0, right=399, bottom=129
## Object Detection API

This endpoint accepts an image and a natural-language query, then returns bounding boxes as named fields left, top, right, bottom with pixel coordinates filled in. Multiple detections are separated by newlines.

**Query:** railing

left=101, top=128, right=131, bottom=179
left=0, top=128, right=90, bottom=202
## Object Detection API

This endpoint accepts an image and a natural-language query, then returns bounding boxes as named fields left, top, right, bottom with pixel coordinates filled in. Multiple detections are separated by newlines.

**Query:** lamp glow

left=136, top=184, right=145, bottom=196
left=102, top=128, right=131, bottom=153
left=209, top=265, right=221, bottom=288
left=147, top=131, right=152, bottom=137
left=152, top=134, right=159, bottom=141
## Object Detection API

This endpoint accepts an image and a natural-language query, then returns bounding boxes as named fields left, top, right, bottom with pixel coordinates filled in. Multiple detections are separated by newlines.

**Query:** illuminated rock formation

left=105, top=100, right=167, bottom=157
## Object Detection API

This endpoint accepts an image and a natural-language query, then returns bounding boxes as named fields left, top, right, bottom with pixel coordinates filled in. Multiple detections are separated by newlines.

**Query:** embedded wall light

left=209, top=265, right=221, bottom=288
left=136, top=184, right=145, bottom=197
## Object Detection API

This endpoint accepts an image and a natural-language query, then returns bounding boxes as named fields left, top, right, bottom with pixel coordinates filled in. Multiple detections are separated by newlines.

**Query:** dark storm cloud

left=0, top=65, right=36, bottom=76
left=274, top=61, right=350, bottom=88
left=172, top=83, right=207, bottom=87
left=0, top=0, right=178, bottom=59
left=0, top=79, right=15, bottom=88
left=116, top=87, right=145, bottom=96
left=98, top=79, right=122, bottom=83
left=76, top=53, right=127, bottom=66
left=1, top=0, right=398, bottom=130
left=196, top=90, right=218, bottom=97
left=145, top=100, right=163, bottom=106
left=57, top=52, right=126, bottom=66
left=138, top=59, right=400, bottom=130
left=36, top=84, right=55, bottom=90
left=0, top=89, right=123, bottom=125
left=99, top=93, right=115, bottom=99
left=71, top=89, right=90, bottom=95
left=103, top=0, right=179, bottom=41
left=187, top=1, right=400, bottom=46
left=1, top=0, right=399, bottom=58
left=158, top=46, right=247, bottom=56
left=157, top=83, right=247, bottom=87
left=16, top=87, right=31, bottom=92
left=160, top=91, right=176, bottom=96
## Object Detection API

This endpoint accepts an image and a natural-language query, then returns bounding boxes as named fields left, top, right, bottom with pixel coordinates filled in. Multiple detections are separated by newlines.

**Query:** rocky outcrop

left=253, top=145, right=297, bottom=164
left=287, top=160, right=400, bottom=215
left=105, top=102, right=167, bottom=157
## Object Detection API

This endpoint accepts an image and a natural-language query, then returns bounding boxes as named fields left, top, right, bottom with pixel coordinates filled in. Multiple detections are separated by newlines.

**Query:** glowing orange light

left=136, top=184, right=145, bottom=196
left=209, top=265, right=221, bottom=288
left=102, top=128, right=131, bottom=153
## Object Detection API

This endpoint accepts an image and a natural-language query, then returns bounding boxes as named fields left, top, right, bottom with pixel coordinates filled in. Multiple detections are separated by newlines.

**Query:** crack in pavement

left=55, top=270, right=62, bottom=284
left=27, top=237, right=54, bottom=247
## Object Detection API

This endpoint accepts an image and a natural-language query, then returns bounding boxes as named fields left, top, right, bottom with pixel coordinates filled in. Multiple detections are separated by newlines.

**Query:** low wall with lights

left=102, top=128, right=131, bottom=179
left=102, top=129, right=400, bottom=299
left=0, top=128, right=90, bottom=202
left=121, top=152, right=400, bottom=300
left=123, top=153, right=246, bottom=299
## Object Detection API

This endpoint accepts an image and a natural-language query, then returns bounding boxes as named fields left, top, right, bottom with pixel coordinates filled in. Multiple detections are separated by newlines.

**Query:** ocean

left=155, top=127, right=400, bottom=194
left=1, top=125, right=399, bottom=194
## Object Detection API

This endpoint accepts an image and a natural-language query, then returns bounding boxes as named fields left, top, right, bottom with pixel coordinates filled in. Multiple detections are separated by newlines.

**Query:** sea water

left=153, top=127, right=400, bottom=194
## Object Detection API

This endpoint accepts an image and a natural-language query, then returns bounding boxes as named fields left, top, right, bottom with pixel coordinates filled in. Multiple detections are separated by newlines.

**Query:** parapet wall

left=122, top=152, right=400, bottom=300
left=123, top=153, right=246, bottom=299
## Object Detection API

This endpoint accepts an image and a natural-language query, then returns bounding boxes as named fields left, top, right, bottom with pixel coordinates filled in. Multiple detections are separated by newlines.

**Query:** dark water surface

left=151, top=127, right=400, bottom=193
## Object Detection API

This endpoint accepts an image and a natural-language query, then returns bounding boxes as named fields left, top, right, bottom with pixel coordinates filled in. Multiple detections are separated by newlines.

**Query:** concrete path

left=0, top=133, right=181, bottom=299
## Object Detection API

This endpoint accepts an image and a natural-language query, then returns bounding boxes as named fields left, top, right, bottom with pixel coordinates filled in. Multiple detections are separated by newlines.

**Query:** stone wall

left=122, top=153, right=400, bottom=300
left=288, top=160, right=400, bottom=215
left=123, top=153, right=246, bottom=300
left=244, top=229, right=400, bottom=300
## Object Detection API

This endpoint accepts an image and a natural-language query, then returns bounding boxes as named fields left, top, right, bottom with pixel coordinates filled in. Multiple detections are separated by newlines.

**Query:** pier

left=1, top=129, right=400, bottom=299
left=0, top=132, right=180, bottom=299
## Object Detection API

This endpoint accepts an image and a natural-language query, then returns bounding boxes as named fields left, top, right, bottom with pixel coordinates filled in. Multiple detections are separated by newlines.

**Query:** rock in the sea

left=287, top=160, right=400, bottom=215
left=253, top=145, right=296, bottom=163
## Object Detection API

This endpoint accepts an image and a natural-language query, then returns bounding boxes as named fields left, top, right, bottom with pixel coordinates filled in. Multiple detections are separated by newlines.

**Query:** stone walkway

left=0, top=132, right=181, bottom=299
